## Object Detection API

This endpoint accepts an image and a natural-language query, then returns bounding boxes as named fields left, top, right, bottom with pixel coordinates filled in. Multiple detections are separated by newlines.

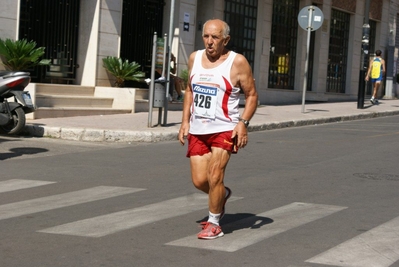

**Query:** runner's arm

left=231, top=54, right=258, bottom=147
left=382, top=59, right=386, bottom=76
left=365, top=60, right=373, bottom=81
left=178, top=52, right=196, bottom=145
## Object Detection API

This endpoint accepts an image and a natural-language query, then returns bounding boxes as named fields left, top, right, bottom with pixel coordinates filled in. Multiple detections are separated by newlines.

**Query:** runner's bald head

left=202, top=19, right=230, bottom=38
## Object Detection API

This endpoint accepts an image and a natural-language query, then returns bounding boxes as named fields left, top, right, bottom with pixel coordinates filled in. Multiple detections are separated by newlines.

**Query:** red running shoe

left=197, top=222, right=224, bottom=239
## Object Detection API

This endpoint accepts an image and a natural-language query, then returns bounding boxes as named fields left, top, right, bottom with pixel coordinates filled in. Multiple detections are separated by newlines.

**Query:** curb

left=249, top=110, right=399, bottom=132
left=23, top=110, right=399, bottom=143
left=24, top=125, right=179, bottom=143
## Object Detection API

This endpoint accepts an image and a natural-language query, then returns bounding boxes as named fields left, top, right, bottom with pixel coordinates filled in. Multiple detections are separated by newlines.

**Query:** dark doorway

left=268, top=0, right=299, bottom=90
left=120, top=0, right=164, bottom=88
left=19, top=0, right=80, bottom=84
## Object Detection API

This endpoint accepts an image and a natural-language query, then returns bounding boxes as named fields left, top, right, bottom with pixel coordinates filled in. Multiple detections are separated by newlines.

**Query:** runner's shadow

left=196, top=213, right=274, bottom=234
left=222, top=213, right=273, bottom=234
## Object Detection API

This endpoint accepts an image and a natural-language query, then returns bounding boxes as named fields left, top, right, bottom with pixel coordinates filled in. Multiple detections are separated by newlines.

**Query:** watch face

left=239, top=118, right=249, bottom=127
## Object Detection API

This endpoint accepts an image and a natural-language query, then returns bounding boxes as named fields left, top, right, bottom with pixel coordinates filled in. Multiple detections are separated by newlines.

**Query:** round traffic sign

left=298, top=5, right=324, bottom=31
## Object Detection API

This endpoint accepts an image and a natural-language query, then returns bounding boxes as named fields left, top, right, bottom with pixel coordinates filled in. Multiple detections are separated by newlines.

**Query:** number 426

left=194, top=94, right=212, bottom=108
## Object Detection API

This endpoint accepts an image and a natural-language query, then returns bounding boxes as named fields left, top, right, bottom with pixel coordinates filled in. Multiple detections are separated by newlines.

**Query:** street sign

left=298, top=5, right=324, bottom=31
left=298, top=5, right=324, bottom=113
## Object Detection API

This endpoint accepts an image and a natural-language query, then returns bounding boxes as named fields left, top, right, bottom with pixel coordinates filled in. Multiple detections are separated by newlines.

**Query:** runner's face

left=202, top=21, right=229, bottom=58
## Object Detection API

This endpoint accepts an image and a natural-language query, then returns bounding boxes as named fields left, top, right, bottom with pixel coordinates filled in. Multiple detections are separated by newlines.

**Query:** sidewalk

left=24, top=99, right=399, bottom=143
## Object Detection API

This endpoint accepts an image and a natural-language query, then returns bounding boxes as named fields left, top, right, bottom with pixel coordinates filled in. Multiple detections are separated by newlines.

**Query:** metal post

left=148, top=32, right=157, bottom=128
left=163, top=0, right=175, bottom=126
left=158, top=34, right=167, bottom=126
left=357, top=0, right=371, bottom=109
left=301, top=6, right=313, bottom=113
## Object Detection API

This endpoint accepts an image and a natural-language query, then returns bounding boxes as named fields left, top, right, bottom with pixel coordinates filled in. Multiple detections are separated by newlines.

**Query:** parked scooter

left=0, top=71, right=34, bottom=135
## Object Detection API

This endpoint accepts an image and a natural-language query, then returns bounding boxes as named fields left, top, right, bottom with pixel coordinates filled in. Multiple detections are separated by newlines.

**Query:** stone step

left=34, top=107, right=132, bottom=119
left=35, top=95, right=113, bottom=108
left=135, top=89, right=149, bottom=100
left=35, top=83, right=95, bottom=96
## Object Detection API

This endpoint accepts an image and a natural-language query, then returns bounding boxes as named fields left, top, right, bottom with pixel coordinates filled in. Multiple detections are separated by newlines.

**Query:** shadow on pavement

left=0, top=147, right=48, bottom=161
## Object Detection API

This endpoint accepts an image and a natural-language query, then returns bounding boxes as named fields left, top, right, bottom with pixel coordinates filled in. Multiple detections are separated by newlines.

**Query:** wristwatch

left=238, top=117, right=250, bottom=127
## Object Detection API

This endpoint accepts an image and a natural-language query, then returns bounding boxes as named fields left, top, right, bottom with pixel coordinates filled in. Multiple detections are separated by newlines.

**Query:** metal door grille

left=327, top=9, right=350, bottom=93
left=19, top=0, right=80, bottom=83
left=224, top=0, right=258, bottom=70
left=120, top=0, right=164, bottom=88
left=268, top=0, right=299, bottom=89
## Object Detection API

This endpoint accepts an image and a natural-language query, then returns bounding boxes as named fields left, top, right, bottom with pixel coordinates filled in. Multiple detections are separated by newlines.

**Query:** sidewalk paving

left=24, top=99, right=399, bottom=143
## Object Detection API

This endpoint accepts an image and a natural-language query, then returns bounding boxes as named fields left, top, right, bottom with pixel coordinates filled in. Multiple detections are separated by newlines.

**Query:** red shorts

left=186, top=131, right=237, bottom=157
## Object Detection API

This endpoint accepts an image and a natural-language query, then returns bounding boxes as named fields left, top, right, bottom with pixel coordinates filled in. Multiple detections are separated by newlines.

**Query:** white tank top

left=189, top=50, right=241, bottom=134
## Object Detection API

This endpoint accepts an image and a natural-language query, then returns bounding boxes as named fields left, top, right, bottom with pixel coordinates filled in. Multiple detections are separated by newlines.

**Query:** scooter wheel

left=0, top=107, right=26, bottom=135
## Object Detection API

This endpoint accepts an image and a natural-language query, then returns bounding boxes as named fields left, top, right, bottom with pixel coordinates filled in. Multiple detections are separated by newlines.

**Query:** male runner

left=178, top=19, right=258, bottom=239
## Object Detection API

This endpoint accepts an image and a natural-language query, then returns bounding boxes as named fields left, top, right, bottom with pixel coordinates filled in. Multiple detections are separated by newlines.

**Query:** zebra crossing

left=166, top=202, right=347, bottom=252
left=306, top=216, right=399, bottom=267
left=1, top=179, right=399, bottom=267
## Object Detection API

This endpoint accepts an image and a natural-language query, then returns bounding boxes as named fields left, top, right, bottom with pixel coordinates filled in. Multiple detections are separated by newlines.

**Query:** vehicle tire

left=0, top=107, right=26, bottom=135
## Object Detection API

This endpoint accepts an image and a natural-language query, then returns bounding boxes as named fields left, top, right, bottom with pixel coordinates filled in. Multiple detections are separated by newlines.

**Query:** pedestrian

left=178, top=19, right=258, bottom=239
left=365, top=50, right=386, bottom=105
left=169, top=53, right=184, bottom=101
left=155, top=53, right=184, bottom=101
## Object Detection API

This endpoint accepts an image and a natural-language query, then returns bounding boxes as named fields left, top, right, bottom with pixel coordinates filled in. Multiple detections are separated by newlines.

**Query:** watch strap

left=238, top=117, right=249, bottom=127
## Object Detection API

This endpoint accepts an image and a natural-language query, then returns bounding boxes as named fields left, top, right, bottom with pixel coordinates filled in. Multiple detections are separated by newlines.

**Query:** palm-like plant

left=180, top=69, right=189, bottom=88
left=102, top=56, right=145, bottom=87
left=0, top=38, right=50, bottom=71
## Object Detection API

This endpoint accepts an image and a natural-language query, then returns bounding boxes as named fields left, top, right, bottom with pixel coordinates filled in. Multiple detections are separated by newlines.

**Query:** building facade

left=1, top=0, right=398, bottom=105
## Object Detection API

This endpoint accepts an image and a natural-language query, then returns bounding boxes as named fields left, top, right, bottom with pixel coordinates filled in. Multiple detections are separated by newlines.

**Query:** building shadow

left=0, top=147, right=48, bottom=161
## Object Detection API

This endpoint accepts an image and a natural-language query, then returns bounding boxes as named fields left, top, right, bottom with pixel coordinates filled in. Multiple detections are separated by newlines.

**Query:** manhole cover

left=353, top=173, right=399, bottom=181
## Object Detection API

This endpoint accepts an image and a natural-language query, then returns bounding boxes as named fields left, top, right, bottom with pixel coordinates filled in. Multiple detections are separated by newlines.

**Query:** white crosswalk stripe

left=0, top=179, right=56, bottom=193
left=0, top=186, right=144, bottom=221
left=166, top=202, right=347, bottom=252
left=306, top=215, right=399, bottom=267
left=38, top=194, right=243, bottom=237
left=2, top=180, right=398, bottom=265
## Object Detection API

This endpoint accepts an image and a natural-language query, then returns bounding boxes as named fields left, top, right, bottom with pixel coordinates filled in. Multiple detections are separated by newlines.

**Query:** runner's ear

left=223, top=35, right=230, bottom=46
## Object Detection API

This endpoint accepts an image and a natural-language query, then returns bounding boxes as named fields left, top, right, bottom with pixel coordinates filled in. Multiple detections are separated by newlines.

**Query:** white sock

left=208, top=211, right=221, bottom=225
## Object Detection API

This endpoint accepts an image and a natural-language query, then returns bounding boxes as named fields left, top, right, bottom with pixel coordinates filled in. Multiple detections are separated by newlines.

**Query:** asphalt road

left=1, top=115, right=399, bottom=267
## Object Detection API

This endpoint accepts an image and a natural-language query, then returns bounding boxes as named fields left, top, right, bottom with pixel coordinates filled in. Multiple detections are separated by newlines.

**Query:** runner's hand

left=232, top=123, right=248, bottom=148
left=179, top=122, right=190, bottom=145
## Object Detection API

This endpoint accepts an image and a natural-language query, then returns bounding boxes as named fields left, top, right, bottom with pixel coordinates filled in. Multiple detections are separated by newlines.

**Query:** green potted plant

left=180, top=68, right=189, bottom=88
left=102, top=56, right=145, bottom=87
left=0, top=38, right=50, bottom=71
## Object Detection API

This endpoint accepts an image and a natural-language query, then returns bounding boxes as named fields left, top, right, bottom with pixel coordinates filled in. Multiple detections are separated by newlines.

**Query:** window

left=268, top=0, right=299, bottom=89
left=327, top=9, right=350, bottom=93
left=224, top=0, right=258, bottom=70
left=19, top=0, right=80, bottom=83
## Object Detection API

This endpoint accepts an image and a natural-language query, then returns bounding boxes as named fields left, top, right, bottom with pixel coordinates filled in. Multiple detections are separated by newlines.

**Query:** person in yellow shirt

left=365, top=50, right=386, bottom=105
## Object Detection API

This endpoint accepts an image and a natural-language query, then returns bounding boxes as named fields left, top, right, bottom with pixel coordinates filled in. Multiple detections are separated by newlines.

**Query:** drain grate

left=353, top=173, right=399, bottom=181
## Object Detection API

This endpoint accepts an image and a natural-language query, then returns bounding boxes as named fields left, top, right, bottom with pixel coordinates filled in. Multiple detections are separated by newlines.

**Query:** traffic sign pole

left=301, top=7, right=313, bottom=113
left=298, top=5, right=324, bottom=113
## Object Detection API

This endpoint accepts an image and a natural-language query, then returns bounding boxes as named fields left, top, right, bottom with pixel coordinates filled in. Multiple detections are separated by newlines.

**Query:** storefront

left=0, top=0, right=398, bottom=104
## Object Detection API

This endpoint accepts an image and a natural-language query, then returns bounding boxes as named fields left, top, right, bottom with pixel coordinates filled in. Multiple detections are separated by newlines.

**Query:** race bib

left=192, top=83, right=218, bottom=119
